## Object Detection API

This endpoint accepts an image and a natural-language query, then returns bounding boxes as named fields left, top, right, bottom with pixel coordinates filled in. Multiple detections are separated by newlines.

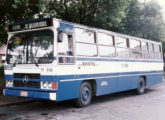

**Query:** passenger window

left=141, top=42, right=148, bottom=51
left=75, top=28, right=95, bottom=43
left=76, top=43, right=97, bottom=56
left=141, top=42, right=149, bottom=59
left=99, top=46, right=115, bottom=57
left=148, top=43, right=154, bottom=59
left=130, top=39, right=142, bottom=59
left=98, top=33, right=114, bottom=46
left=154, top=44, right=161, bottom=52
left=154, top=44, right=162, bottom=60
left=148, top=43, right=154, bottom=52
left=130, top=39, right=141, bottom=50
left=116, top=36, right=128, bottom=48
left=116, top=48, right=130, bottom=58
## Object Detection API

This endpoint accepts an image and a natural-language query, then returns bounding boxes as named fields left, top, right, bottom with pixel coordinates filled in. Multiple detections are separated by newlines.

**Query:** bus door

left=57, top=23, right=75, bottom=64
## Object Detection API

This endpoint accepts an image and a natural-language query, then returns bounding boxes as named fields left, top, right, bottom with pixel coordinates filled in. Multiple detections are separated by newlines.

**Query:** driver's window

left=58, top=32, right=74, bottom=64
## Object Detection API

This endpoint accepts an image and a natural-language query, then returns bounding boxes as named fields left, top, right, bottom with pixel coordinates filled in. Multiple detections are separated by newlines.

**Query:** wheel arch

left=140, top=76, right=147, bottom=86
left=81, top=79, right=97, bottom=96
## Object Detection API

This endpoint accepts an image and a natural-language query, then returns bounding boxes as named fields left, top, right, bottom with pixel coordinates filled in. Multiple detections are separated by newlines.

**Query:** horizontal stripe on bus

left=76, top=57, right=163, bottom=63
left=5, top=70, right=163, bottom=82
left=60, top=72, right=163, bottom=82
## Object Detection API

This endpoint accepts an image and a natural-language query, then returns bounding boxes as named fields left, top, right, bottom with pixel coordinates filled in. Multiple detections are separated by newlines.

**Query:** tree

left=1, top=0, right=165, bottom=53
left=95, top=0, right=130, bottom=32
left=38, top=0, right=99, bottom=25
left=123, top=0, right=165, bottom=42
left=0, top=0, right=40, bottom=46
left=39, top=0, right=131, bottom=31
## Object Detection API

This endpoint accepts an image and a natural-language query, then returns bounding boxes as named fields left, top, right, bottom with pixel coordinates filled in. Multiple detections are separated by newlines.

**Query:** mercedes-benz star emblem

left=23, top=75, right=28, bottom=84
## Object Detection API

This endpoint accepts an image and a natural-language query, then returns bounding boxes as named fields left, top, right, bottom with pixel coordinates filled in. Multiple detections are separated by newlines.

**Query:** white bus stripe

left=60, top=72, right=163, bottom=82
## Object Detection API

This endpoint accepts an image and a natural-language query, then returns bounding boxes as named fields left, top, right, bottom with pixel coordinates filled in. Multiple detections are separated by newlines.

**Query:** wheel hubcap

left=82, top=87, right=90, bottom=101
left=140, top=81, right=144, bottom=89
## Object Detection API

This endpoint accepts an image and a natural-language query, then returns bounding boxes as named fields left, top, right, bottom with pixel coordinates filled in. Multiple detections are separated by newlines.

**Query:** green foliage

left=122, top=0, right=165, bottom=52
left=0, top=0, right=40, bottom=45
left=95, top=0, right=130, bottom=31
left=0, top=0, right=165, bottom=53
left=38, top=0, right=99, bottom=25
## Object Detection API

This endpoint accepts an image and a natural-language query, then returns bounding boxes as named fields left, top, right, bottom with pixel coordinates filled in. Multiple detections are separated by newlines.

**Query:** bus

left=3, top=18, right=164, bottom=107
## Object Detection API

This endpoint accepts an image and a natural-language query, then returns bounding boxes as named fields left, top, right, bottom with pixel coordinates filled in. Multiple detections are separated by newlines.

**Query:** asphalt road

left=1, top=82, right=165, bottom=120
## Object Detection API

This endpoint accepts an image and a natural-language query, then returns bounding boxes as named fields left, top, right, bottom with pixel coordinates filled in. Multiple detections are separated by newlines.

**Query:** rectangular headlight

left=6, top=80, right=13, bottom=87
left=40, top=81, right=58, bottom=90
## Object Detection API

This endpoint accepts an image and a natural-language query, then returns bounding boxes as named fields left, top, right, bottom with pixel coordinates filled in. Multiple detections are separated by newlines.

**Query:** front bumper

left=3, top=89, right=56, bottom=101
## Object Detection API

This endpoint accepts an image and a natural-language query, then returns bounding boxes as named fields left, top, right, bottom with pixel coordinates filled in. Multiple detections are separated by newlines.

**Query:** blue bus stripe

left=77, top=57, right=163, bottom=63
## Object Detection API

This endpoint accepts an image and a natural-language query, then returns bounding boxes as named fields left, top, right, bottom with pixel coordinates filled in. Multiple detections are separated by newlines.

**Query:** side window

left=116, top=48, right=130, bottom=58
left=98, top=32, right=114, bottom=46
left=75, top=28, right=97, bottom=57
left=130, top=39, right=141, bottom=49
left=154, top=44, right=162, bottom=60
left=76, top=43, right=97, bottom=56
left=99, top=46, right=115, bottom=57
left=98, top=32, right=115, bottom=58
left=141, top=41, right=149, bottom=59
left=141, top=41, right=148, bottom=51
left=116, top=36, right=130, bottom=58
left=58, top=32, right=74, bottom=64
left=130, top=39, right=142, bottom=59
left=75, top=28, right=95, bottom=43
left=116, top=36, right=128, bottom=48
left=148, top=43, right=154, bottom=59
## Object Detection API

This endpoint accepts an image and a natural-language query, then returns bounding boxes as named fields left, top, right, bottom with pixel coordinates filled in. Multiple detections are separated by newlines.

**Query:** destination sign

left=8, top=18, right=52, bottom=32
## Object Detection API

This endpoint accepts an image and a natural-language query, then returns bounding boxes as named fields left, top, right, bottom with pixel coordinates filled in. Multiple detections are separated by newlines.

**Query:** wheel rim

left=82, top=86, right=90, bottom=102
left=139, top=80, right=144, bottom=92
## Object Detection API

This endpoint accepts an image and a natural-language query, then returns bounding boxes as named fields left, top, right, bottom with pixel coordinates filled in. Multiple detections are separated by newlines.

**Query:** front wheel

left=75, top=82, right=92, bottom=107
left=136, top=77, right=145, bottom=95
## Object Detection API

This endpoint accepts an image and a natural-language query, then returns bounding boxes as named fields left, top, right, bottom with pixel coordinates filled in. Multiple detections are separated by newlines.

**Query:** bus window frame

left=75, top=27, right=98, bottom=57
left=130, top=39, right=142, bottom=59
left=97, top=32, right=116, bottom=58
left=115, top=35, right=131, bottom=59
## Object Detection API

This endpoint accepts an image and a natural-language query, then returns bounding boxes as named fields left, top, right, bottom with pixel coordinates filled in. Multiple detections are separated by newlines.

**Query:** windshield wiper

left=30, top=50, right=39, bottom=67
left=13, top=54, right=21, bottom=67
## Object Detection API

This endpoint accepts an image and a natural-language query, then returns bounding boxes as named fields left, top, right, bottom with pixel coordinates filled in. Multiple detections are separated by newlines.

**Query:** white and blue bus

left=3, top=18, right=164, bottom=107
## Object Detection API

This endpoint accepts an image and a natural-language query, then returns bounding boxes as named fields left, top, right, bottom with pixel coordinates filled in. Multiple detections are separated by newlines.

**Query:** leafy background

left=0, top=0, right=165, bottom=51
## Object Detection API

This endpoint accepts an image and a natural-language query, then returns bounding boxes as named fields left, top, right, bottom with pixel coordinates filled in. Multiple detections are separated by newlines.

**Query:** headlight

left=48, top=82, right=52, bottom=89
left=43, top=82, right=48, bottom=88
left=41, top=81, right=48, bottom=89
left=40, top=81, right=58, bottom=90
left=6, top=80, right=13, bottom=87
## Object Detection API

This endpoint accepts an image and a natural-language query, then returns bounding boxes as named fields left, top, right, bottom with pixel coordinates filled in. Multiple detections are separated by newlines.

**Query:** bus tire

left=75, top=82, right=92, bottom=107
left=136, top=77, right=145, bottom=95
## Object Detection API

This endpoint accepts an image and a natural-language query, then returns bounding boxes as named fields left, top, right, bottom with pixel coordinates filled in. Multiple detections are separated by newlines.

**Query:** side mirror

left=58, top=31, right=63, bottom=42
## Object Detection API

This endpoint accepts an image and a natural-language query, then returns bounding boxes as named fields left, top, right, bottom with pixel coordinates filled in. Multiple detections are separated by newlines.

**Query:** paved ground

left=0, top=95, right=34, bottom=107
left=1, top=82, right=165, bottom=120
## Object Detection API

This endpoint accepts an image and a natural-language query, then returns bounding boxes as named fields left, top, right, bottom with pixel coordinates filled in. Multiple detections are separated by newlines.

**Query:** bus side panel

left=146, top=73, right=163, bottom=86
left=96, top=78, right=117, bottom=96
left=117, top=76, right=139, bottom=92
left=95, top=76, right=139, bottom=96
left=57, top=80, right=82, bottom=101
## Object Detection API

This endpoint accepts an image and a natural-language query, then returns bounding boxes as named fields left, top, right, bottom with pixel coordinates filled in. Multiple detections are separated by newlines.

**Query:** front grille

left=14, top=73, right=40, bottom=79
left=13, top=81, right=40, bottom=88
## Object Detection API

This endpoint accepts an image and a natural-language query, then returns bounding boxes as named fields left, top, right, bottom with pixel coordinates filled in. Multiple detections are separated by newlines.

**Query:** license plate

left=20, top=91, right=28, bottom=97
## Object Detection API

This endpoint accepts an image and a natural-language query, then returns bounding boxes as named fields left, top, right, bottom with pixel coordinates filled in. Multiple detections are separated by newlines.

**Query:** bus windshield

left=6, top=30, right=54, bottom=65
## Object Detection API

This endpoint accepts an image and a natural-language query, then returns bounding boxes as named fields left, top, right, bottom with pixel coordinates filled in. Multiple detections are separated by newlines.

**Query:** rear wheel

left=75, top=82, right=92, bottom=107
left=136, top=77, right=145, bottom=95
